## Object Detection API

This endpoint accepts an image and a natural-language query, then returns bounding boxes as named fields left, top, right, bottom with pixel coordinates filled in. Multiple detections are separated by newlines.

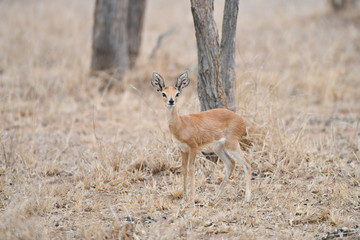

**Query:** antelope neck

left=166, top=105, right=182, bottom=130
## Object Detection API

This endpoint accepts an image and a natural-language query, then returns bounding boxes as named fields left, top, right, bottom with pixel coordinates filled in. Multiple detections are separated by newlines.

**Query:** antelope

left=151, top=71, right=251, bottom=204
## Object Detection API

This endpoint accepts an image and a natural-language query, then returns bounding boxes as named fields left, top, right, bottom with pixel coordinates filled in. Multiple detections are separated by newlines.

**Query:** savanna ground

left=1, top=0, right=360, bottom=239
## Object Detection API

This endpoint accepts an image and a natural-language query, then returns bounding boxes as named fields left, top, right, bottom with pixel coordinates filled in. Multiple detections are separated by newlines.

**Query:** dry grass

left=1, top=0, right=360, bottom=239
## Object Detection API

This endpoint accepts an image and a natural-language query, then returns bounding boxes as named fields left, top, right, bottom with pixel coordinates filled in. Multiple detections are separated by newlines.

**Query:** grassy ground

left=0, top=0, right=359, bottom=239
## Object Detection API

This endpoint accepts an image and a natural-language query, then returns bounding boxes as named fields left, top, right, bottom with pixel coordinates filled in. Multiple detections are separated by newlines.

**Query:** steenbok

left=152, top=71, right=251, bottom=204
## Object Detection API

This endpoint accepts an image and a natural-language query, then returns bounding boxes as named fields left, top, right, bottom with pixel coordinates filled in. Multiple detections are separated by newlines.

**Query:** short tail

left=245, top=128, right=248, bottom=137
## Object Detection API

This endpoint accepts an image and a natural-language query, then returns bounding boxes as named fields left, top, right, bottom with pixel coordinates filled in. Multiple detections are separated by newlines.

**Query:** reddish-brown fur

left=168, top=108, right=247, bottom=149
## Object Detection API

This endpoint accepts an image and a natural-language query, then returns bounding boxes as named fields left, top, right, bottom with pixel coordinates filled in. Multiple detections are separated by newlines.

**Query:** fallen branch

left=149, top=27, right=175, bottom=59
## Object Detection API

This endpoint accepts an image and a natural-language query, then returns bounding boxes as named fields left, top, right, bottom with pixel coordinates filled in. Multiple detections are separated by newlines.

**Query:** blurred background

left=1, top=0, right=359, bottom=143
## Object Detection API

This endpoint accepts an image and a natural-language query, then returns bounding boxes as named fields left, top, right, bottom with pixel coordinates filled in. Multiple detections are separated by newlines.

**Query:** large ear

left=152, top=72, right=165, bottom=92
left=175, top=71, right=190, bottom=91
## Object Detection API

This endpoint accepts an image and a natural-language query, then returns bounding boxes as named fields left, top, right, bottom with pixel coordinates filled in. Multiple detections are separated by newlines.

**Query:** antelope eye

left=162, top=92, right=167, bottom=98
left=175, top=92, right=180, bottom=98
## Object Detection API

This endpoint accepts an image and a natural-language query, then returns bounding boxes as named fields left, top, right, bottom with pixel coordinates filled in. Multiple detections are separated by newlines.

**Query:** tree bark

left=127, top=0, right=146, bottom=67
left=91, top=0, right=129, bottom=76
left=190, top=0, right=226, bottom=111
left=220, top=0, right=239, bottom=112
left=91, top=0, right=146, bottom=76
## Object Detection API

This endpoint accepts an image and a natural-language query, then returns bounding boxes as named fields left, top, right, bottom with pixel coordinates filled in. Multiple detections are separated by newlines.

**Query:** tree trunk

left=127, top=0, right=146, bottom=68
left=220, top=0, right=239, bottom=112
left=190, top=0, right=226, bottom=111
left=91, top=0, right=146, bottom=76
left=91, top=0, right=129, bottom=76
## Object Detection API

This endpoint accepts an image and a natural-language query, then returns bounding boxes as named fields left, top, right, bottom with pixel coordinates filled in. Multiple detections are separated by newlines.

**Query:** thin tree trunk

left=220, top=0, right=239, bottom=112
left=190, top=0, right=226, bottom=111
left=91, top=0, right=146, bottom=77
left=127, top=0, right=146, bottom=68
left=91, top=0, right=129, bottom=76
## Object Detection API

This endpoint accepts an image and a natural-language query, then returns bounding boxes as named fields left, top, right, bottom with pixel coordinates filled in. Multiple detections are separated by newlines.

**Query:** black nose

left=169, top=98, right=174, bottom=105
